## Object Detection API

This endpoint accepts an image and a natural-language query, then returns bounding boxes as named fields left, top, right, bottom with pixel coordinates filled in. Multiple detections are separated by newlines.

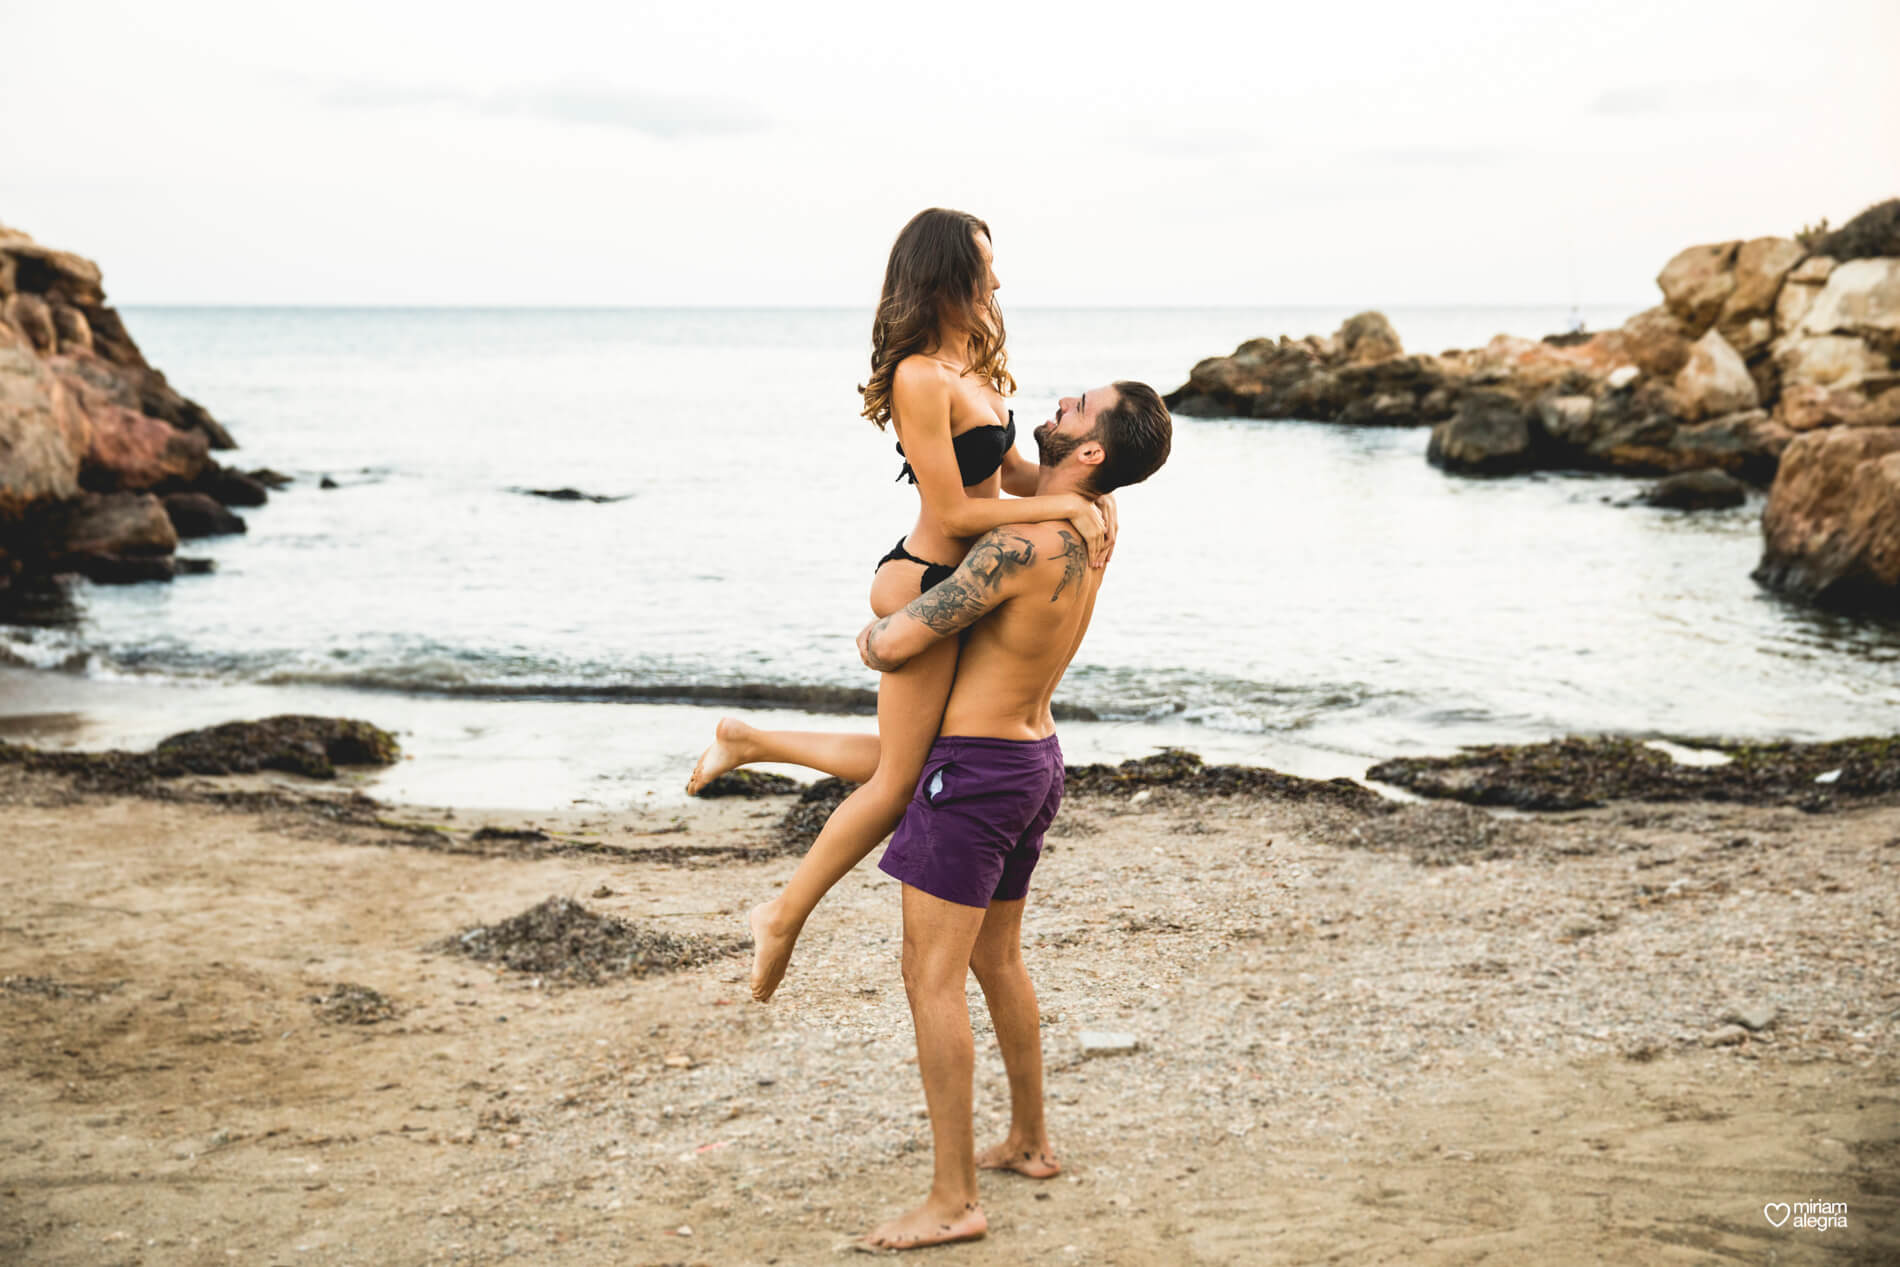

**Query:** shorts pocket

left=916, top=753, right=958, bottom=806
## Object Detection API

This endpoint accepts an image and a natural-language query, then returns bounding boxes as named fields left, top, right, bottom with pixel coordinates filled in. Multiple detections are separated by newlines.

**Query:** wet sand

left=1, top=761, right=1896, bottom=1265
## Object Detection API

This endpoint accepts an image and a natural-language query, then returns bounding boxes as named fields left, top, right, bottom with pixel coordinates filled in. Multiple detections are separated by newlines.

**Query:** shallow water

left=3, top=305, right=1896, bottom=806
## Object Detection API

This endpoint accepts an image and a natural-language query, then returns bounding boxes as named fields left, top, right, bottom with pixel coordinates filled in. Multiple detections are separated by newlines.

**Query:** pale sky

left=2, top=0, right=1894, bottom=307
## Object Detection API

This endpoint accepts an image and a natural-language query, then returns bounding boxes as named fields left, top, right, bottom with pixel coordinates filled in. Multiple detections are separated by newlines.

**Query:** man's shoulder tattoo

left=1050, top=526, right=1087, bottom=601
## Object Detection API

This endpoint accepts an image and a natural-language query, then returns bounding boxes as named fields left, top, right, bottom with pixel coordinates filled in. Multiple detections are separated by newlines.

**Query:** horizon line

left=113, top=300, right=1654, bottom=312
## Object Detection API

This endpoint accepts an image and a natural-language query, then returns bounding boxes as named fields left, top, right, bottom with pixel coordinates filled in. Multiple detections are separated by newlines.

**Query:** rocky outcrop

left=1754, top=427, right=1900, bottom=611
left=1166, top=198, right=1900, bottom=612
left=0, top=220, right=260, bottom=590
left=1167, top=198, right=1899, bottom=488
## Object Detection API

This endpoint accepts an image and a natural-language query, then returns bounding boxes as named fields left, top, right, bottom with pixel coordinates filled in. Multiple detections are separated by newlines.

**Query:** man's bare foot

left=862, top=1199, right=986, bottom=1251
left=977, top=1136, right=1061, bottom=1178
left=748, top=900, right=800, bottom=1003
left=686, top=717, right=754, bottom=795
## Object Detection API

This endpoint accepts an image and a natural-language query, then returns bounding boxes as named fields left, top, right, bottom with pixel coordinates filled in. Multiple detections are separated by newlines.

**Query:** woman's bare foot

left=862, top=1199, right=986, bottom=1251
left=976, top=1136, right=1061, bottom=1178
left=748, top=900, right=801, bottom=1003
left=686, top=717, right=754, bottom=795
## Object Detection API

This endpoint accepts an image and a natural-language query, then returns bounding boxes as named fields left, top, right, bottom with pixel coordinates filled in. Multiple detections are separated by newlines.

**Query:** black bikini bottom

left=875, top=536, right=956, bottom=593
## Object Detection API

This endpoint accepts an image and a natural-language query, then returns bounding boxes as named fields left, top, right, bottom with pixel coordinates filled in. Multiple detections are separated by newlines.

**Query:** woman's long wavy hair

left=859, top=208, right=1015, bottom=430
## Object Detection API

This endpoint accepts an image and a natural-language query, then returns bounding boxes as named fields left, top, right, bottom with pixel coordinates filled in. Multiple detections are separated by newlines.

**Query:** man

left=853, top=381, right=1172, bottom=1251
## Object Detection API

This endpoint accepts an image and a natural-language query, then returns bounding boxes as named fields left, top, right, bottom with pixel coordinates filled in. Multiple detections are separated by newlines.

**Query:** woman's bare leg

left=687, top=719, right=880, bottom=793
left=749, top=634, right=960, bottom=1001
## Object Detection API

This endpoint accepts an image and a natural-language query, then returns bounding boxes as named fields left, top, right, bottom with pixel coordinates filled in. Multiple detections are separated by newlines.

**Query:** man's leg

left=863, top=884, right=990, bottom=1250
left=968, top=897, right=1060, bottom=1177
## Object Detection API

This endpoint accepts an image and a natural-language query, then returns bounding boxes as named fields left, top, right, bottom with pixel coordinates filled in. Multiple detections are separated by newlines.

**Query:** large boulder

left=56, top=491, right=177, bottom=559
left=1756, top=427, right=1900, bottom=610
left=1776, top=255, right=1838, bottom=334
left=0, top=341, right=89, bottom=515
left=1618, top=306, right=1695, bottom=378
left=81, top=400, right=210, bottom=491
left=3, top=292, right=57, bottom=353
left=1797, top=257, right=1900, bottom=354
left=1718, top=237, right=1805, bottom=354
left=0, top=241, right=105, bottom=307
left=1338, top=311, right=1402, bottom=365
left=1773, top=333, right=1890, bottom=392
left=51, top=489, right=177, bottom=580
left=1657, top=241, right=1741, bottom=334
left=1427, top=390, right=1536, bottom=474
left=1672, top=329, right=1759, bottom=422
left=1776, top=384, right=1900, bottom=432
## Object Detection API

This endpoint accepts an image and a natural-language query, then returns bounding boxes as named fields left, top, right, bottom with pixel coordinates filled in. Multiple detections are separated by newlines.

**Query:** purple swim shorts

left=878, top=733, right=1065, bottom=909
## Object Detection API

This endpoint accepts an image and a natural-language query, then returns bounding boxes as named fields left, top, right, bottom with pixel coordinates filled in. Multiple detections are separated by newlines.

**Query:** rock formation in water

left=1165, top=197, right=1900, bottom=610
left=0, top=220, right=274, bottom=592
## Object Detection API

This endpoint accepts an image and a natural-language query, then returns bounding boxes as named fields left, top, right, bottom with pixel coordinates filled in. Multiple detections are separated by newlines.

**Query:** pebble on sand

left=1080, top=1031, right=1140, bottom=1057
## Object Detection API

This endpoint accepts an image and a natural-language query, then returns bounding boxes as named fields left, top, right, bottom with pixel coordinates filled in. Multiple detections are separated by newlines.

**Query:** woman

left=686, top=208, right=1114, bottom=1002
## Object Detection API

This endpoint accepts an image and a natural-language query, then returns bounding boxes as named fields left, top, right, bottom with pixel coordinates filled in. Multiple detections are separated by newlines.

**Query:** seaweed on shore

left=695, top=770, right=803, bottom=798
left=1063, top=748, right=1387, bottom=812
left=771, top=777, right=857, bottom=852
left=433, top=897, right=745, bottom=986
left=1366, top=735, right=1900, bottom=812
left=0, top=715, right=400, bottom=793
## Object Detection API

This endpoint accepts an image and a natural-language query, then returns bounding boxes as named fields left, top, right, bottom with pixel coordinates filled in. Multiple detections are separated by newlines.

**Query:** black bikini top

left=895, top=411, right=1015, bottom=486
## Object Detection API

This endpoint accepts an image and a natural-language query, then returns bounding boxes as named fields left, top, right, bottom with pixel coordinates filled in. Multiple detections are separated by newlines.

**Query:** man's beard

left=1037, top=424, right=1092, bottom=468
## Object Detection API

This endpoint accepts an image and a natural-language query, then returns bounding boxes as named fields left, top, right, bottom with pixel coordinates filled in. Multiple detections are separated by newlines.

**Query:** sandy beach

left=2, top=754, right=1895, bottom=1266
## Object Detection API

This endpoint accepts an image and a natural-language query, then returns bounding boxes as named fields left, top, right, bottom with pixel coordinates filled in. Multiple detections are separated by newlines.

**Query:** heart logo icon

left=1764, top=1203, right=1791, bottom=1227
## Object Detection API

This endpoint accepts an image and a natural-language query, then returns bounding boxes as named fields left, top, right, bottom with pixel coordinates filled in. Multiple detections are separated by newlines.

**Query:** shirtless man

left=852, top=381, right=1172, bottom=1251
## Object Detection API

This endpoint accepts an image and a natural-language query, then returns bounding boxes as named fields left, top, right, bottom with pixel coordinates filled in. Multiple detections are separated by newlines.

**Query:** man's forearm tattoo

left=1050, top=526, right=1086, bottom=601
left=907, top=529, right=1037, bottom=634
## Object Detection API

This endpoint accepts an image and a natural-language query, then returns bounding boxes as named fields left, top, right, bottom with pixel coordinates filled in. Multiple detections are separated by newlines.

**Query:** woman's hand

left=1064, top=495, right=1110, bottom=568
left=1096, top=492, right=1118, bottom=567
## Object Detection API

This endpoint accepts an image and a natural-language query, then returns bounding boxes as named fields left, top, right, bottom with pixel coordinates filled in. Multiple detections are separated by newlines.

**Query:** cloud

left=1355, top=145, right=1515, bottom=167
left=1588, top=80, right=1765, bottom=116
left=319, top=80, right=765, bottom=140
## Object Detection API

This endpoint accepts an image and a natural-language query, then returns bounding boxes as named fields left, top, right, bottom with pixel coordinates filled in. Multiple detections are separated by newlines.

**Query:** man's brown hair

left=1088, top=381, right=1172, bottom=494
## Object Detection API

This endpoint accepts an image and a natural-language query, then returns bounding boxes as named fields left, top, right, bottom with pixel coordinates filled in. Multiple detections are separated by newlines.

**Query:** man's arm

left=857, top=527, right=1040, bottom=672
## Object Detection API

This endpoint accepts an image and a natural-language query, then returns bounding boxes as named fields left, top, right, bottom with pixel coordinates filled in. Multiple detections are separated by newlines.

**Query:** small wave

left=0, top=628, right=91, bottom=673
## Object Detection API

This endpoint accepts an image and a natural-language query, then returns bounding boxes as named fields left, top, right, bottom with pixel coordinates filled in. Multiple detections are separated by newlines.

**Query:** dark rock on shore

left=0, top=715, right=401, bottom=792
left=1426, top=390, right=1538, bottom=474
left=1366, top=734, right=1900, bottom=812
left=515, top=487, right=631, bottom=504
left=162, top=492, right=246, bottom=538
left=1640, top=468, right=1749, bottom=510
left=193, top=463, right=269, bottom=508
